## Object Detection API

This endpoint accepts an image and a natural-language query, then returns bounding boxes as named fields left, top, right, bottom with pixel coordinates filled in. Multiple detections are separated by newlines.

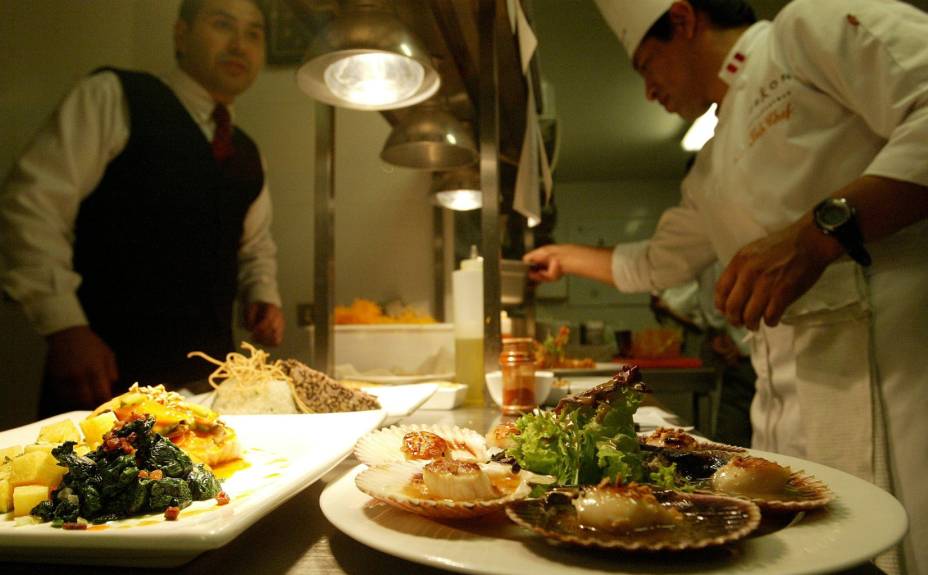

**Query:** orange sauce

left=87, top=524, right=110, bottom=531
left=211, top=458, right=250, bottom=480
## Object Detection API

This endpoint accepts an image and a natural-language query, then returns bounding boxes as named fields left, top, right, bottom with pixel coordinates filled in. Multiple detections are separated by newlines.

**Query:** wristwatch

left=813, top=198, right=872, bottom=266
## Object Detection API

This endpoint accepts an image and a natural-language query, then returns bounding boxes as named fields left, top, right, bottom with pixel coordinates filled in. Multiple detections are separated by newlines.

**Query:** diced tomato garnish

left=62, top=522, right=88, bottom=530
left=164, top=506, right=181, bottom=521
left=216, top=491, right=230, bottom=506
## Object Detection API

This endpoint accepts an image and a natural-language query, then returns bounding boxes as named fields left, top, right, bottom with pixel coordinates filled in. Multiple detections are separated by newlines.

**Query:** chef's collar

left=717, top=21, right=771, bottom=86
left=165, top=67, right=236, bottom=125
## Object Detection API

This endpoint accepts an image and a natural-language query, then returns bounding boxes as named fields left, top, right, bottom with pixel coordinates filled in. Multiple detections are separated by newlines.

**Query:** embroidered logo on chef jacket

left=745, top=71, right=793, bottom=147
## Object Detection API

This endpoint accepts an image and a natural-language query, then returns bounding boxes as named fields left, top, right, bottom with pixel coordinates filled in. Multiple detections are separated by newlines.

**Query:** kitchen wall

left=0, top=0, right=434, bottom=428
left=533, top=177, right=685, bottom=345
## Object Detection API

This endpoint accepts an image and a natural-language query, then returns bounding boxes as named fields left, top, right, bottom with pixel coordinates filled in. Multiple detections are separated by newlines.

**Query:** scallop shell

left=651, top=448, right=833, bottom=511
left=356, top=460, right=533, bottom=519
left=506, top=488, right=761, bottom=551
left=718, top=471, right=834, bottom=511
left=639, top=428, right=746, bottom=453
left=354, top=424, right=488, bottom=467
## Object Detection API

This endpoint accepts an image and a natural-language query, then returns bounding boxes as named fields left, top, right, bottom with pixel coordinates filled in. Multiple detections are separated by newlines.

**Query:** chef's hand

left=523, top=244, right=614, bottom=284
left=715, top=216, right=842, bottom=330
left=524, top=245, right=566, bottom=282
left=245, top=301, right=284, bottom=346
left=44, top=325, right=118, bottom=409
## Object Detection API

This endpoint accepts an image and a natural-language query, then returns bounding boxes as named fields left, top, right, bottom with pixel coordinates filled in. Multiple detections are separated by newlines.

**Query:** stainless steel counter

left=1, top=407, right=884, bottom=575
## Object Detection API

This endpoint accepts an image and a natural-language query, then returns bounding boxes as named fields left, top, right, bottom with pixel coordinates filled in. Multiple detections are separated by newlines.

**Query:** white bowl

left=485, top=370, right=555, bottom=408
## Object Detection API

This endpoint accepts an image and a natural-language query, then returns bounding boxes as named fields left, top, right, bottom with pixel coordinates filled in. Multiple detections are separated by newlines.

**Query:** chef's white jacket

left=0, top=68, right=282, bottom=336
left=611, top=1, right=928, bottom=572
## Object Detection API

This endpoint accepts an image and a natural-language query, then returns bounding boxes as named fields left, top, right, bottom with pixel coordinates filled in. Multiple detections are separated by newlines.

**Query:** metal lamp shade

left=297, top=6, right=440, bottom=110
left=381, top=105, right=478, bottom=169
left=431, top=167, right=482, bottom=211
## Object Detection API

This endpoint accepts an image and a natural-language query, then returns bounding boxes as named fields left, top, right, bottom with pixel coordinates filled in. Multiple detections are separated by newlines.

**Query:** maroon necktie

left=211, top=103, right=234, bottom=162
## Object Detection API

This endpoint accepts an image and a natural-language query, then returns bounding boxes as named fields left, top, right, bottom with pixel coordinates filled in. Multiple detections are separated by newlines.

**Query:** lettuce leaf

left=508, top=382, right=646, bottom=486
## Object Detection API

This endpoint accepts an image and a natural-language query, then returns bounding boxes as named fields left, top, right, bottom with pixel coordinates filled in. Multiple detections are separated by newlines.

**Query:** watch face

left=816, top=199, right=851, bottom=230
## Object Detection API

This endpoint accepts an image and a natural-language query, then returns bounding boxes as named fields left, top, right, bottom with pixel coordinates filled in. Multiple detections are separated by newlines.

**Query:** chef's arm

left=523, top=244, right=614, bottom=284
left=715, top=176, right=928, bottom=331
left=524, top=203, right=715, bottom=292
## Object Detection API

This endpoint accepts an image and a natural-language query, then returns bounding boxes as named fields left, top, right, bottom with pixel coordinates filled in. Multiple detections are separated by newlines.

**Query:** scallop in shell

left=356, top=460, right=535, bottom=519
left=640, top=427, right=746, bottom=453
left=354, top=424, right=488, bottom=467
left=709, top=455, right=833, bottom=511
left=650, top=449, right=832, bottom=510
left=506, top=483, right=761, bottom=551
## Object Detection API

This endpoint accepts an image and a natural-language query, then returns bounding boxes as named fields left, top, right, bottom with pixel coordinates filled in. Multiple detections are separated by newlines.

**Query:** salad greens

left=32, top=414, right=222, bottom=525
left=506, top=366, right=679, bottom=488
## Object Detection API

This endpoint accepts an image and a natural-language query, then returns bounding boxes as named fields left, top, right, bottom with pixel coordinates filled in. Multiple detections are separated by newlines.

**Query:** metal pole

left=313, top=102, right=335, bottom=374
left=479, top=0, right=502, bottom=372
left=432, top=205, right=446, bottom=322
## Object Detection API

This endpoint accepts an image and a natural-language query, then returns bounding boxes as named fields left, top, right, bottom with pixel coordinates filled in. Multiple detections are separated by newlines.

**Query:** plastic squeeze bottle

left=453, top=246, right=485, bottom=406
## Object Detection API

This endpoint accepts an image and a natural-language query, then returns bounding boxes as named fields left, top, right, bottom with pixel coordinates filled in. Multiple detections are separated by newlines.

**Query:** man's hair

left=177, top=0, right=267, bottom=24
left=645, top=0, right=756, bottom=42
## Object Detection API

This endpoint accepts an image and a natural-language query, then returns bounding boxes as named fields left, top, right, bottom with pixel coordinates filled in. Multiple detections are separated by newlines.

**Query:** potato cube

left=80, top=411, right=118, bottom=445
left=23, top=443, right=57, bottom=455
left=75, top=444, right=92, bottom=457
left=0, top=445, right=23, bottom=463
left=37, top=419, right=81, bottom=444
left=0, top=460, right=10, bottom=481
left=10, top=451, right=67, bottom=488
left=13, top=485, right=49, bottom=517
left=0, top=478, right=12, bottom=513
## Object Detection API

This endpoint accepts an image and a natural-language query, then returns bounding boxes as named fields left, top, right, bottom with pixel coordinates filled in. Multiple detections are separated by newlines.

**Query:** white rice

left=211, top=378, right=298, bottom=414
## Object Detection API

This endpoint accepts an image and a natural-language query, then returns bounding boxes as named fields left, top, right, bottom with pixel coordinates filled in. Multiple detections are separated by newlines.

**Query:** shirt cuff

left=22, top=292, right=89, bottom=336
left=241, top=281, right=282, bottom=308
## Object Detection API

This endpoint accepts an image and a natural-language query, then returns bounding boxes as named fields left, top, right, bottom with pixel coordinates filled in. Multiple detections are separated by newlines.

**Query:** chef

left=525, top=0, right=928, bottom=572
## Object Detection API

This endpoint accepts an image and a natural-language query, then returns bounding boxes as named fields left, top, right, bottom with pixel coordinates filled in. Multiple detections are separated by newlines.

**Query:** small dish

left=484, top=370, right=555, bottom=408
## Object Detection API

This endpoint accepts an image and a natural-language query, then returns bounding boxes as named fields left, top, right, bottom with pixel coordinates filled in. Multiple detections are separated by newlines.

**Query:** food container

left=485, top=370, right=555, bottom=408
left=334, top=324, right=454, bottom=375
left=500, top=259, right=529, bottom=305
left=498, top=337, right=536, bottom=414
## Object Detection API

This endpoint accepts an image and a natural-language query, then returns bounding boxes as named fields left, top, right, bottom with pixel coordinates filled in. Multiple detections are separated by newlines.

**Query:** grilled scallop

left=353, top=424, right=488, bottom=467
left=641, top=427, right=745, bottom=453
left=572, top=481, right=683, bottom=532
left=355, top=460, right=543, bottom=519
left=507, top=483, right=761, bottom=551
left=710, top=455, right=833, bottom=510
left=422, top=460, right=497, bottom=501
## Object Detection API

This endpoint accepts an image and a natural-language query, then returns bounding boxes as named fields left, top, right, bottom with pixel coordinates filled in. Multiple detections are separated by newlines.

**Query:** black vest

left=73, top=68, right=263, bottom=390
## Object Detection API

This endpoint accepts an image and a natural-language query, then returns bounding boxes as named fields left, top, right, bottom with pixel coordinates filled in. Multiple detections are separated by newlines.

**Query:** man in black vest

left=0, top=0, right=284, bottom=416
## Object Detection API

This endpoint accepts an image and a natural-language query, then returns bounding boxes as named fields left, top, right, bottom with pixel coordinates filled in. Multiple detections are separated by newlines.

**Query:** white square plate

left=0, top=409, right=386, bottom=567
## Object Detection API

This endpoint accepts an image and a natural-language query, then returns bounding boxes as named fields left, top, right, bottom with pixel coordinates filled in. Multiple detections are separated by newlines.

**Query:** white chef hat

left=593, top=0, right=675, bottom=58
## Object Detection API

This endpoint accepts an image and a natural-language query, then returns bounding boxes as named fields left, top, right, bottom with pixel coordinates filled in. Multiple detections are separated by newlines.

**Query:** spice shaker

left=498, top=337, right=536, bottom=415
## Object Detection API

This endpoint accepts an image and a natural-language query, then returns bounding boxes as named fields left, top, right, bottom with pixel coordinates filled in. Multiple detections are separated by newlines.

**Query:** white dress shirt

left=0, top=67, right=281, bottom=336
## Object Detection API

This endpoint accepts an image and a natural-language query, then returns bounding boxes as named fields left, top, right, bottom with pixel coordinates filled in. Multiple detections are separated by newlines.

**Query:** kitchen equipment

left=500, top=259, right=529, bottom=305
left=333, top=323, right=454, bottom=376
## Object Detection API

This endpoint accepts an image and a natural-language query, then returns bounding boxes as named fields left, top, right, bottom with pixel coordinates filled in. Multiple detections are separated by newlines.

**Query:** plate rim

left=0, top=409, right=387, bottom=566
left=320, top=449, right=907, bottom=575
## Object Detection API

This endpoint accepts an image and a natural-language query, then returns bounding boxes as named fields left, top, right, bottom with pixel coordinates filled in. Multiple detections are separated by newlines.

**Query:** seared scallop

left=422, top=459, right=497, bottom=501
left=354, top=424, right=488, bottom=467
left=573, top=481, right=682, bottom=532
left=355, top=460, right=538, bottom=519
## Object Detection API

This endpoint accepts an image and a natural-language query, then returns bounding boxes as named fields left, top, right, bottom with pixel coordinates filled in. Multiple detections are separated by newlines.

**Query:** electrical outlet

left=296, top=303, right=314, bottom=327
